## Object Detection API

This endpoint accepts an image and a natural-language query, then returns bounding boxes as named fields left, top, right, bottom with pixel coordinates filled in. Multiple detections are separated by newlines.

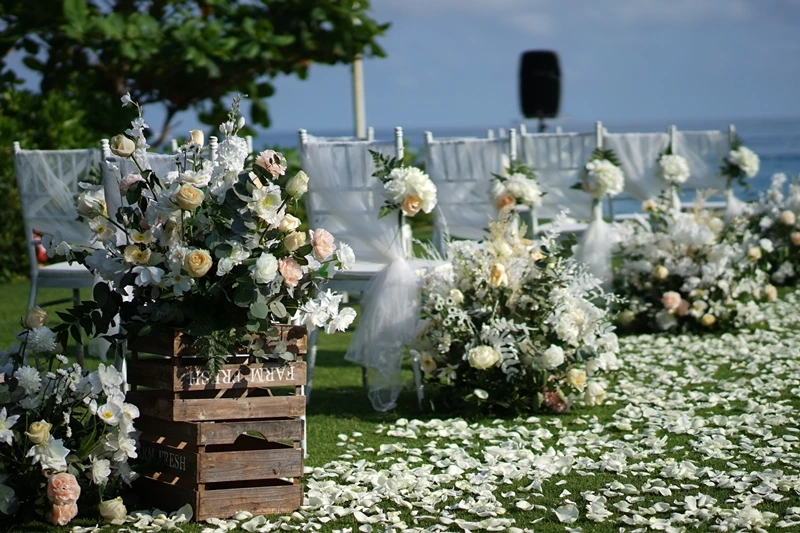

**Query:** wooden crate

left=126, top=325, right=307, bottom=423
left=127, top=326, right=307, bottom=519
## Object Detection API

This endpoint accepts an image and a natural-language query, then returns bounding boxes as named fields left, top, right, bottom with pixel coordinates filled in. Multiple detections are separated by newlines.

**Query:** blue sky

left=9, top=0, right=800, bottom=137
left=261, top=0, right=800, bottom=134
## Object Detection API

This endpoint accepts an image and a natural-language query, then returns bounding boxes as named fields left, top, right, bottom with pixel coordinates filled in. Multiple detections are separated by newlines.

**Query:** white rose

left=251, top=253, right=278, bottom=284
left=279, top=214, right=302, bottom=232
left=541, top=345, right=565, bottom=369
left=98, top=497, right=127, bottom=524
left=285, top=171, right=309, bottom=197
left=584, top=382, right=605, bottom=406
left=335, top=243, right=356, bottom=271
left=759, top=238, right=774, bottom=253
left=467, top=345, right=501, bottom=370
left=91, top=459, right=111, bottom=486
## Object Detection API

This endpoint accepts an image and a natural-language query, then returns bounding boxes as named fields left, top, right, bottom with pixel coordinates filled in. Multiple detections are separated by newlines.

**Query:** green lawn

left=3, top=279, right=800, bottom=532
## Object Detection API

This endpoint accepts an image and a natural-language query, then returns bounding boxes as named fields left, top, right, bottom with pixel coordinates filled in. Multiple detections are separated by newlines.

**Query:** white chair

left=299, top=127, right=427, bottom=412
left=516, top=124, right=602, bottom=235
left=423, top=131, right=513, bottom=253
left=13, top=144, right=102, bottom=364
left=673, top=125, right=735, bottom=212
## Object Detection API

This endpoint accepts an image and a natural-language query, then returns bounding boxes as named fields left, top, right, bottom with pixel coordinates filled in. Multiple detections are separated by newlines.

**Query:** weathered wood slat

left=135, top=416, right=304, bottom=445
left=136, top=476, right=303, bottom=521
left=127, top=391, right=306, bottom=422
left=129, top=325, right=307, bottom=358
left=128, top=360, right=307, bottom=392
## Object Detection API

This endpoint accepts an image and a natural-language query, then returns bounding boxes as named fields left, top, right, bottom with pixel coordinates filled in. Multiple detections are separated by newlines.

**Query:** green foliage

left=0, top=0, right=389, bottom=144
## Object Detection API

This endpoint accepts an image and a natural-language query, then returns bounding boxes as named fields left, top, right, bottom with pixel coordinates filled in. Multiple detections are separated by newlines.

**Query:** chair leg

left=28, top=275, right=38, bottom=310
left=305, top=328, right=319, bottom=404
left=72, top=289, right=85, bottom=367
left=361, top=366, right=368, bottom=389
left=412, top=353, right=424, bottom=408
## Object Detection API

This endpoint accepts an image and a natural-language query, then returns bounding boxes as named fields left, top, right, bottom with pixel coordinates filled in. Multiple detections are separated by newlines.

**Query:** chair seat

left=37, top=261, right=95, bottom=288
left=331, top=259, right=447, bottom=282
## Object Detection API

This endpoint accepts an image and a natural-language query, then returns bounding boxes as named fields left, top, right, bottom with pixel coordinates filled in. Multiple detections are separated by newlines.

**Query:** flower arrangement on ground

left=48, top=95, right=356, bottom=373
left=613, top=194, right=772, bottom=332
left=414, top=212, right=620, bottom=414
left=490, top=160, right=543, bottom=211
left=740, top=173, right=800, bottom=285
left=0, top=308, right=137, bottom=524
left=721, top=135, right=760, bottom=187
left=370, top=150, right=437, bottom=218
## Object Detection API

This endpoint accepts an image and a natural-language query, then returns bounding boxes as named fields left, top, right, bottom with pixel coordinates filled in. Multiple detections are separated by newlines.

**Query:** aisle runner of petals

left=75, top=294, right=800, bottom=533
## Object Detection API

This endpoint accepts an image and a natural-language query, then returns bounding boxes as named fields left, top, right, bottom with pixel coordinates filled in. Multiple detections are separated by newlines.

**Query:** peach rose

left=119, top=173, right=144, bottom=195
left=184, top=249, right=213, bottom=277
left=765, top=284, right=778, bottom=302
left=47, top=473, right=81, bottom=505
left=278, top=257, right=303, bottom=288
left=51, top=503, right=78, bottom=526
left=676, top=299, right=690, bottom=316
left=791, top=232, right=800, bottom=246
left=495, top=193, right=516, bottom=211
left=401, top=194, right=423, bottom=217
left=661, top=291, right=682, bottom=311
left=310, top=229, right=336, bottom=260
left=255, top=150, right=287, bottom=178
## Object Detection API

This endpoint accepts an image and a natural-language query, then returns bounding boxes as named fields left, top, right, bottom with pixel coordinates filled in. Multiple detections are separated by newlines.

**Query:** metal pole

left=352, top=55, right=367, bottom=139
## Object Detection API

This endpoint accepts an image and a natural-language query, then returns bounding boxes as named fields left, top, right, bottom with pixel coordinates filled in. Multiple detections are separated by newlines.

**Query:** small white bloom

left=91, top=457, right=112, bottom=485
left=97, top=403, right=122, bottom=426
left=14, top=365, right=42, bottom=394
left=0, top=407, right=20, bottom=445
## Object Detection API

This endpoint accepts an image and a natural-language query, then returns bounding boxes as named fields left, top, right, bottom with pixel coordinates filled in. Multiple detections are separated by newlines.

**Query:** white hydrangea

left=492, top=173, right=542, bottom=207
left=658, top=154, right=690, bottom=184
left=26, top=326, right=58, bottom=354
left=728, top=146, right=760, bottom=178
left=583, top=159, right=624, bottom=198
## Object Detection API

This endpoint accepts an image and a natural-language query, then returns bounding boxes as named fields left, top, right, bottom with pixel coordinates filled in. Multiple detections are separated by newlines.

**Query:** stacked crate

left=126, top=325, right=306, bottom=520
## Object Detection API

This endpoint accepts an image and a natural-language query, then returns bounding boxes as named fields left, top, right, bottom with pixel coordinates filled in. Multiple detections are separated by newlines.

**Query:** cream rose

left=174, top=184, right=205, bottom=211
left=653, top=265, right=669, bottom=280
left=47, top=473, right=81, bottom=505
left=401, top=194, right=423, bottom=217
left=278, top=257, right=303, bottom=288
left=791, top=232, right=800, bottom=246
left=765, top=284, right=778, bottom=302
left=283, top=232, right=307, bottom=252
left=700, top=313, right=716, bottom=327
left=286, top=170, right=310, bottom=197
left=746, top=247, right=762, bottom=261
left=310, top=229, right=336, bottom=260
left=566, top=368, right=587, bottom=392
left=189, top=129, right=205, bottom=148
left=489, top=263, right=508, bottom=288
left=25, top=306, right=48, bottom=329
left=26, top=420, right=52, bottom=444
left=541, top=345, right=565, bottom=369
left=98, top=497, right=128, bottom=524
left=661, top=291, right=682, bottom=311
left=123, top=245, right=151, bottom=265
left=110, top=134, right=136, bottom=158
left=50, top=503, right=78, bottom=526
left=584, top=382, right=606, bottom=406
left=467, top=345, right=501, bottom=370
left=184, top=249, right=213, bottom=277
left=779, top=210, right=796, bottom=225
left=618, top=309, right=636, bottom=326
left=279, top=214, right=302, bottom=233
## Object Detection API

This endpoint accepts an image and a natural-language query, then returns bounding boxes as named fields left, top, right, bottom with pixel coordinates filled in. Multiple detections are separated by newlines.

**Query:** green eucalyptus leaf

left=250, top=302, right=269, bottom=319
left=0, top=484, right=19, bottom=515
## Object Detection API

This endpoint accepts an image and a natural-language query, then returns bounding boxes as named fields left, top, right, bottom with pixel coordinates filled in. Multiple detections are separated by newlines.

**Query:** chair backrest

left=100, top=139, right=182, bottom=218
left=673, top=126, right=733, bottom=192
left=424, top=132, right=512, bottom=247
left=299, top=128, right=407, bottom=264
left=13, top=144, right=102, bottom=271
left=516, top=126, right=600, bottom=221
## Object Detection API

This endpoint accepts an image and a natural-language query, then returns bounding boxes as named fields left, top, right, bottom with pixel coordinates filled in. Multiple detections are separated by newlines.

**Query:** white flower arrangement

left=490, top=161, right=543, bottom=211
left=0, top=308, right=138, bottom=523
left=657, top=153, right=690, bottom=184
left=415, top=212, right=620, bottom=414
left=48, top=94, right=356, bottom=374
left=740, top=173, right=800, bottom=285
left=370, top=151, right=437, bottom=218
left=613, top=195, right=772, bottom=332
left=722, top=136, right=760, bottom=187
left=577, top=148, right=625, bottom=199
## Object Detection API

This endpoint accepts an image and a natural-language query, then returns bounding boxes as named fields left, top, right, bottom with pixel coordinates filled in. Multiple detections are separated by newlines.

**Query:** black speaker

left=519, top=51, right=561, bottom=119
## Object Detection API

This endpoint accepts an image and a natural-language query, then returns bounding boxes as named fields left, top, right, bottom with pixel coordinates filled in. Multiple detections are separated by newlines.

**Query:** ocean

left=256, top=116, right=800, bottom=204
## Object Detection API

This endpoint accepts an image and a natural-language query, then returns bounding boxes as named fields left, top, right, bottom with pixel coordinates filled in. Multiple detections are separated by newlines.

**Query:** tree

left=0, top=0, right=389, bottom=144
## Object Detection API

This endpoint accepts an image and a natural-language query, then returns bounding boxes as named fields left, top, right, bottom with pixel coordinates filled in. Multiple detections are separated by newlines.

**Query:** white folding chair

left=516, top=124, right=602, bottom=234
left=423, top=131, right=513, bottom=253
left=299, top=128, right=428, bottom=409
left=673, top=125, right=735, bottom=211
left=13, top=143, right=101, bottom=364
